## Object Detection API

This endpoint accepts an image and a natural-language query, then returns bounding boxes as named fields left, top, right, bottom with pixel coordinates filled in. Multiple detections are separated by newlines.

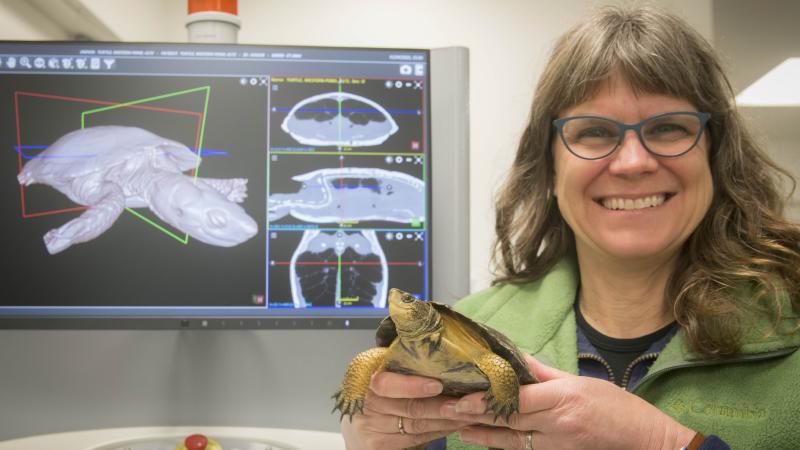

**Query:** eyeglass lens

left=561, top=113, right=703, bottom=159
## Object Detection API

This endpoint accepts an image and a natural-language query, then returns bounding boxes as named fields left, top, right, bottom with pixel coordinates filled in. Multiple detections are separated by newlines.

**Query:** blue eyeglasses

left=553, top=111, right=711, bottom=160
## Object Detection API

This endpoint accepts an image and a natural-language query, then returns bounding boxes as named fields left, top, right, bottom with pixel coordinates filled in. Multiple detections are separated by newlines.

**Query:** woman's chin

left=586, top=235, right=680, bottom=262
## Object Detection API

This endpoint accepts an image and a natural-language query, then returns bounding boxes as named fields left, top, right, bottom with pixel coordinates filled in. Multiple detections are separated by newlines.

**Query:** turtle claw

left=483, top=389, right=519, bottom=424
left=332, top=389, right=365, bottom=422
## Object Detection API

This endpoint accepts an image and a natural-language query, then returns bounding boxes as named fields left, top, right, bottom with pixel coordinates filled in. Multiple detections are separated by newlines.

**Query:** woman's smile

left=595, top=193, right=672, bottom=211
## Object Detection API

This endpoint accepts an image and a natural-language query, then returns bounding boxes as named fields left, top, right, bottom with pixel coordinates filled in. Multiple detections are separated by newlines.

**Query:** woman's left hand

left=442, top=355, right=696, bottom=450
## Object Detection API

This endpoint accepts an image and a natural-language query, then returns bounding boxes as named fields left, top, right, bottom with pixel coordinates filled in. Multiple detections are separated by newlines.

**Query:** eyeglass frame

left=552, top=111, right=711, bottom=160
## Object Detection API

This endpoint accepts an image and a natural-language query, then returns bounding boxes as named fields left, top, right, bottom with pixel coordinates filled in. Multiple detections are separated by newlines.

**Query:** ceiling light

left=735, top=57, right=800, bottom=107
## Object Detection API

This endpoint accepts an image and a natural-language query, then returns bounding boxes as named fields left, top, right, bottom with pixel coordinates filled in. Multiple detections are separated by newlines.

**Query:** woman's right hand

left=341, top=371, right=475, bottom=450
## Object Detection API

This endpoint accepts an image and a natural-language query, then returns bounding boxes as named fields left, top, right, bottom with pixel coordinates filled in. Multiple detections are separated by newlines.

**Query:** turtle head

left=388, top=288, right=441, bottom=339
left=151, top=177, right=258, bottom=247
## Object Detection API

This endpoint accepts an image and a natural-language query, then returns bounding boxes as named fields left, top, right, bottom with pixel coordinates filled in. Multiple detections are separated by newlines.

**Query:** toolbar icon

left=6, top=57, right=16, bottom=69
left=19, top=56, right=31, bottom=69
left=75, top=58, right=87, bottom=69
left=47, top=57, right=60, bottom=69
left=90, top=57, right=100, bottom=70
left=33, top=57, right=45, bottom=69
left=102, top=58, right=115, bottom=69
left=61, top=58, right=73, bottom=69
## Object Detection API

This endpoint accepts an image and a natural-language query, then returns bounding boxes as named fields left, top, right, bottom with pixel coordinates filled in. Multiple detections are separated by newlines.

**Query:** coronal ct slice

left=281, top=92, right=399, bottom=147
left=17, top=125, right=258, bottom=254
left=289, top=230, right=388, bottom=308
left=268, top=167, right=424, bottom=224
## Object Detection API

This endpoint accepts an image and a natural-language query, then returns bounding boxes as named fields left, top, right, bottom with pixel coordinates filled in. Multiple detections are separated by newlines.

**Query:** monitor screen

left=0, top=41, right=430, bottom=329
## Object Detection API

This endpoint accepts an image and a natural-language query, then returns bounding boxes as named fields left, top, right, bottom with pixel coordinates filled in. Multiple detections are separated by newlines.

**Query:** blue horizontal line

left=276, top=107, right=418, bottom=114
left=191, top=148, right=229, bottom=156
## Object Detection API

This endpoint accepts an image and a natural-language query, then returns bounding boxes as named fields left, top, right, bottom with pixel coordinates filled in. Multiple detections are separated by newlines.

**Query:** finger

left=525, top=354, right=573, bottom=381
left=451, top=379, right=572, bottom=418
left=445, top=387, right=563, bottom=431
left=518, top=378, right=570, bottom=414
left=364, top=390, right=457, bottom=420
left=459, top=425, right=542, bottom=450
left=442, top=393, right=528, bottom=429
left=365, top=413, right=474, bottom=435
left=370, top=371, right=443, bottom=398
left=344, top=416, right=459, bottom=450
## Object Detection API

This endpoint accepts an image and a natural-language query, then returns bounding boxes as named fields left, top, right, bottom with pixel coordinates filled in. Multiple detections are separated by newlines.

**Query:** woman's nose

left=607, top=130, right=659, bottom=177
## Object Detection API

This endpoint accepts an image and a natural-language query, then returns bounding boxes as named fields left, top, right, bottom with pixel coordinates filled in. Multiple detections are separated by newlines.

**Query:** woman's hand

left=341, top=371, right=476, bottom=450
left=442, top=355, right=697, bottom=450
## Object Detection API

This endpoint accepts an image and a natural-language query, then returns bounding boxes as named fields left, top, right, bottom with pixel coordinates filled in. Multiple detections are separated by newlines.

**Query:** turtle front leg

left=197, top=178, right=248, bottom=203
left=44, top=182, right=125, bottom=254
left=333, top=347, right=389, bottom=422
left=474, top=352, right=521, bottom=423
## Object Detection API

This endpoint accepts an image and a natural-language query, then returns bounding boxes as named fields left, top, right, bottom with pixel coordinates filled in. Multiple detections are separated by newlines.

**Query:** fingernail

left=454, top=400, right=473, bottom=413
left=424, top=381, right=443, bottom=395
left=441, top=400, right=457, bottom=417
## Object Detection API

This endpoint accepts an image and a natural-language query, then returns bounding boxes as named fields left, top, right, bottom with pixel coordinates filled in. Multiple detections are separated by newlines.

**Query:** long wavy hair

left=492, top=5, right=800, bottom=358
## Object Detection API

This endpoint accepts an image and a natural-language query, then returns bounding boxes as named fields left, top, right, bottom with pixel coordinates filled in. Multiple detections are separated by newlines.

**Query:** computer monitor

left=0, top=41, right=445, bottom=329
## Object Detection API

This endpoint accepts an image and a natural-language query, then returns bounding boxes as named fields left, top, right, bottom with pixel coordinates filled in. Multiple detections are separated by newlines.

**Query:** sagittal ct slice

left=268, top=167, right=424, bottom=224
left=281, top=92, right=399, bottom=147
left=290, top=230, right=388, bottom=308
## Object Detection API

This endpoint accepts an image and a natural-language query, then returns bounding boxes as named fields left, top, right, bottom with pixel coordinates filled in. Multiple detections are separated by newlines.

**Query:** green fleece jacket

left=446, top=258, right=800, bottom=450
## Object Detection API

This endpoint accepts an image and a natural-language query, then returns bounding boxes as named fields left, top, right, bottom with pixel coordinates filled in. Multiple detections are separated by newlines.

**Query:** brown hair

left=492, top=4, right=800, bottom=358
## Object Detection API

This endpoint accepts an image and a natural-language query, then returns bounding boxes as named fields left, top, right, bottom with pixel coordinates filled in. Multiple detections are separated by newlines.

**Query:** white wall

left=0, top=0, right=715, bottom=291
left=713, top=0, right=800, bottom=222
left=0, top=0, right=69, bottom=40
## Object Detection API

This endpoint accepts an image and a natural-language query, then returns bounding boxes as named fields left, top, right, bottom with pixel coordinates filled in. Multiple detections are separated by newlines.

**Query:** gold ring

left=398, top=416, right=407, bottom=435
left=524, top=431, right=533, bottom=450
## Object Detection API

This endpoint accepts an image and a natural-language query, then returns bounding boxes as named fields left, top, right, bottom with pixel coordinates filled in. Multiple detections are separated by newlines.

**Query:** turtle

left=333, top=288, right=537, bottom=425
left=17, top=125, right=258, bottom=254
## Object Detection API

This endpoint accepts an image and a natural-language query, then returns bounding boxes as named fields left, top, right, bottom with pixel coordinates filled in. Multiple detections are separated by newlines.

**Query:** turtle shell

left=376, top=301, right=536, bottom=389
left=20, top=126, right=198, bottom=183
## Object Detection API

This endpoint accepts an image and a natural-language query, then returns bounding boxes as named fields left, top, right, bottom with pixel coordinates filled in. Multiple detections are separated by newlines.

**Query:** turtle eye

left=208, top=209, right=227, bottom=228
left=402, top=294, right=415, bottom=303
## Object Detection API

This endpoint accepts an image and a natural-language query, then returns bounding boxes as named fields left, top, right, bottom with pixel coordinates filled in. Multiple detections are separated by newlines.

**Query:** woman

left=342, top=5, right=800, bottom=450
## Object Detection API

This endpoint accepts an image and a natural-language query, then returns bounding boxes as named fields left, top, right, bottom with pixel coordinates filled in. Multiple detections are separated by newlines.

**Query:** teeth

left=602, top=195, right=666, bottom=210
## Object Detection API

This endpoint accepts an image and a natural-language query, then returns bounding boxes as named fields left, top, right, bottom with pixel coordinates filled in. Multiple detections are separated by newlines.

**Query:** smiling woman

left=492, top=6, right=800, bottom=359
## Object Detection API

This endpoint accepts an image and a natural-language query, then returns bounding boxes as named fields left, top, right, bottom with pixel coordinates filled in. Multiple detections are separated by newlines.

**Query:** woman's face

left=553, top=76, right=713, bottom=263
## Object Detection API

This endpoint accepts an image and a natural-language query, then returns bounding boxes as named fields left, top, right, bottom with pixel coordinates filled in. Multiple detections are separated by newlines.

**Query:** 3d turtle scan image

left=18, top=126, right=258, bottom=254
